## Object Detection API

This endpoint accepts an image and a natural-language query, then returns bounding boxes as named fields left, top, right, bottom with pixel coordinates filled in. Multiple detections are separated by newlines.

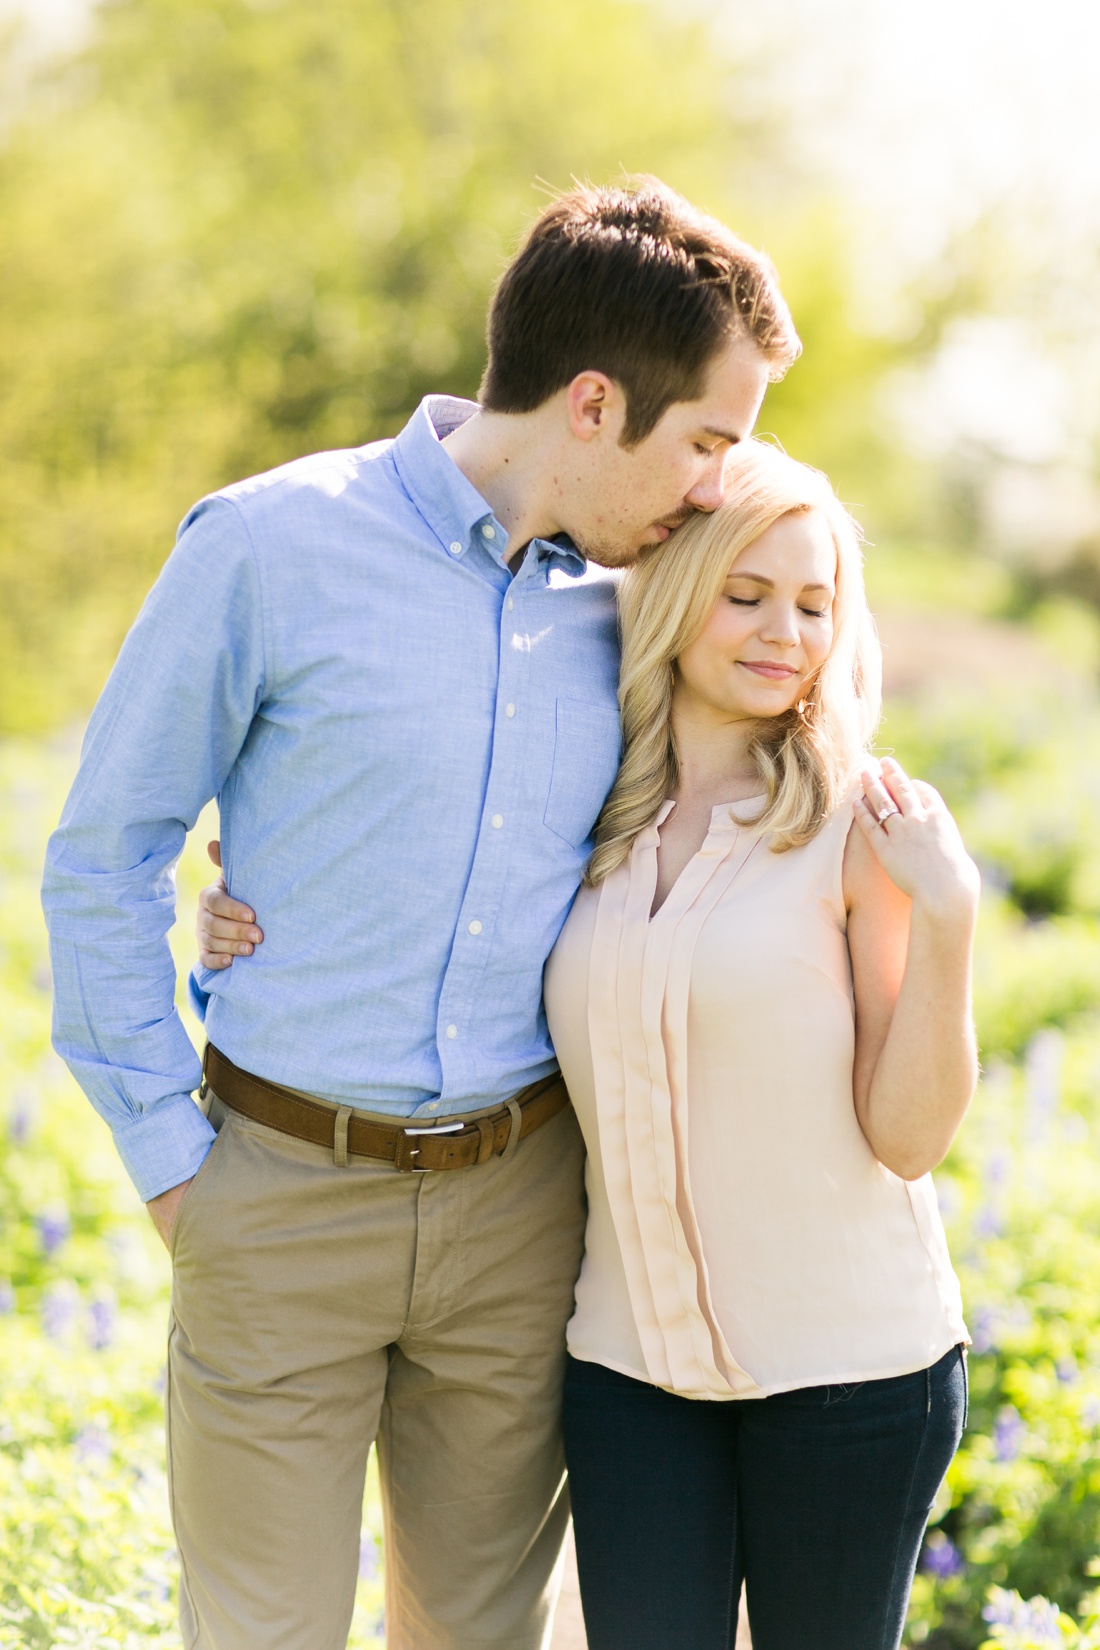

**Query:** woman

left=544, top=442, right=976, bottom=1650
left=198, top=442, right=977, bottom=1650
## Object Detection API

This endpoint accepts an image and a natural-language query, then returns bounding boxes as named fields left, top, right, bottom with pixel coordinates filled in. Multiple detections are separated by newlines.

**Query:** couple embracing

left=43, top=177, right=978, bottom=1650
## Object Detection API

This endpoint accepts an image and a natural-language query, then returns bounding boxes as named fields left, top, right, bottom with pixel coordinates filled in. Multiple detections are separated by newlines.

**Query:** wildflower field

left=0, top=741, right=387, bottom=1647
left=4, top=571, right=1100, bottom=1649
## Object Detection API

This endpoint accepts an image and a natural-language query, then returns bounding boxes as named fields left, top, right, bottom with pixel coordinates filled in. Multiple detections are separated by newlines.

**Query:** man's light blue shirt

left=42, top=397, right=622, bottom=1202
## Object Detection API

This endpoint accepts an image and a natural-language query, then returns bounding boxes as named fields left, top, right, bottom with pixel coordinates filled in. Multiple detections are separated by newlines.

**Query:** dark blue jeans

left=563, top=1345, right=967, bottom=1650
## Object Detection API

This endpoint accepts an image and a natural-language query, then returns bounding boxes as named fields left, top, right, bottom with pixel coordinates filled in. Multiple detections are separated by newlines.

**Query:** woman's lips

left=739, top=660, right=798, bottom=680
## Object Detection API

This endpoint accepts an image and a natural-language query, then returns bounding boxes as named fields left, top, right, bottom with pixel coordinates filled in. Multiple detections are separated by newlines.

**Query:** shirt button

left=426, top=1101, right=439, bottom=1111
left=491, top=814, right=504, bottom=829
left=468, top=919, right=483, bottom=935
left=445, top=1024, right=458, bottom=1039
left=506, top=597, right=514, bottom=611
left=482, top=524, right=496, bottom=540
left=448, top=541, right=462, bottom=556
left=505, top=703, right=516, bottom=719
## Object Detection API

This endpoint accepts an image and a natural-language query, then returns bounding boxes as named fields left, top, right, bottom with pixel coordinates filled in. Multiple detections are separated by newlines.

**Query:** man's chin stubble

left=581, top=517, right=695, bottom=570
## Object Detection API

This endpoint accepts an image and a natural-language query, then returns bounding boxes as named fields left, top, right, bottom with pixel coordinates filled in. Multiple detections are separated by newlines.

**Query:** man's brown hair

left=479, top=176, right=801, bottom=447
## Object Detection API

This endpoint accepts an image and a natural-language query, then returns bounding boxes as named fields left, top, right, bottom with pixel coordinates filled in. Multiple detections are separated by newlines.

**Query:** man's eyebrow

left=725, top=573, right=833, bottom=592
left=704, top=426, right=743, bottom=445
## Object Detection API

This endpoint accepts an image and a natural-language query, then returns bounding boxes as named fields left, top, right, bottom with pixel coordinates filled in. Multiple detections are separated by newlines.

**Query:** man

left=42, top=177, right=799, bottom=1650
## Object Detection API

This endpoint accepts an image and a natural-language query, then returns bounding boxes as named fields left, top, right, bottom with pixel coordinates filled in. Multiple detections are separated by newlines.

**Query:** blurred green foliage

left=0, top=0, right=955, bottom=735
left=0, top=0, right=736, bottom=731
left=4, top=3, right=1100, bottom=1645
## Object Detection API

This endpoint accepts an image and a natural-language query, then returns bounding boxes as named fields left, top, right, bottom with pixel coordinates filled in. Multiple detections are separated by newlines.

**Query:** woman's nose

left=759, top=607, right=800, bottom=645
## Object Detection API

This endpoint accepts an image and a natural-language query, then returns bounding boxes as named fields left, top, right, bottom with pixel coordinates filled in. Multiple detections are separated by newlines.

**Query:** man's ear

left=564, top=372, right=623, bottom=443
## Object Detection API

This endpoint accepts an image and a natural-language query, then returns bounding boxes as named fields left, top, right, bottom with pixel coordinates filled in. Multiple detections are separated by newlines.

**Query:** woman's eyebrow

left=725, top=572, right=833, bottom=593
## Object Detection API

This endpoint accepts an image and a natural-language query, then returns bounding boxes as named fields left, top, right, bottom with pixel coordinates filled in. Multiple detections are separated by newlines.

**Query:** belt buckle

left=398, top=1119, right=465, bottom=1172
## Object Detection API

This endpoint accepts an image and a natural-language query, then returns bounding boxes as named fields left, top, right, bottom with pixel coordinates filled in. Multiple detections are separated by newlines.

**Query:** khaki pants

left=166, top=1089, right=587, bottom=1650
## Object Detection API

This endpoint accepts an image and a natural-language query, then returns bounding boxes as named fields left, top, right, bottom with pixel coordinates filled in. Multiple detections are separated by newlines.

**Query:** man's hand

left=197, top=839, right=264, bottom=969
left=147, top=1178, right=195, bottom=1250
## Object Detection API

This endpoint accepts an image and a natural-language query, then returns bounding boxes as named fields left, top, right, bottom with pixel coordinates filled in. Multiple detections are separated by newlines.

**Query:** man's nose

left=684, top=456, right=728, bottom=513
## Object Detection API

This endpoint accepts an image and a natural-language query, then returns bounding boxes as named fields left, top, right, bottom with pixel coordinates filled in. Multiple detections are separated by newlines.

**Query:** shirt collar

left=391, top=395, right=587, bottom=580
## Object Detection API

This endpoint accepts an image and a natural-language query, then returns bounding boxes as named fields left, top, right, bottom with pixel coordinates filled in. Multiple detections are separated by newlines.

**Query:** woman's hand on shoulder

left=854, top=758, right=980, bottom=926
left=196, top=840, right=264, bottom=970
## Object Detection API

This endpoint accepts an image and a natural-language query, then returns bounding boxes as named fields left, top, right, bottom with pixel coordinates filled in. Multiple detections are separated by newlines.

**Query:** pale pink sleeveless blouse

left=544, top=798, right=967, bottom=1400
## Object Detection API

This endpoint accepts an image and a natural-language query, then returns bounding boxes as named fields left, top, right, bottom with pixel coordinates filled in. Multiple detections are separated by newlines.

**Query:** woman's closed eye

left=726, top=595, right=828, bottom=619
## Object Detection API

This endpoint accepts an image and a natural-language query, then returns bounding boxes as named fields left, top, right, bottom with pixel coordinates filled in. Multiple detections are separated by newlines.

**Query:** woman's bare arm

left=845, top=759, right=980, bottom=1181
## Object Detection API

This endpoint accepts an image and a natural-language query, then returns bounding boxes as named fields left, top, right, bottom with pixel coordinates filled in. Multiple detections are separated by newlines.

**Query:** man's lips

left=651, top=513, right=693, bottom=541
left=739, top=660, right=799, bottom=680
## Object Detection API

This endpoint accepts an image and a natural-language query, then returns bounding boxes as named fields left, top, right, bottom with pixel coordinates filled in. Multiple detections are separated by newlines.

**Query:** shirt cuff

left=187, top=967, right=211, bottom=1023
left=112, top=1091, right=217, bottom=1204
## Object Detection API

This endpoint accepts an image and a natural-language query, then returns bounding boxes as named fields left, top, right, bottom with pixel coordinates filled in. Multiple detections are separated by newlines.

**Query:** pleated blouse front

left=544, top=798, right=967, bottom=1401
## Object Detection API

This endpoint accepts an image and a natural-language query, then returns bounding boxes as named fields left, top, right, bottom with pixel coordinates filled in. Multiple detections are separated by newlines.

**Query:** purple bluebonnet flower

left=932, top=1175, right=960, bottom=1223
left=1056, top=1357, right=1078, bottom=1385
left=87, top=1292, right=117, bottom=1351
left=982, top=1587, right=1066, bottom=1645
left=142, top=1569, right=171, bottom=1605
left=974, top=1205, right=1005, bottom=1240
left=0, top=1279, right=14, bottom=1314
left=994, top=1404, right=1026, bottom=1463
left=1025, top=1028, right=1063, bottom=1130
left=37, top=1203, right=71, bottom=1256
left=8, top=1092, right=34, bottom=1145
left=983, top=1587, right=1017, bottom=1627
left=1082, top=1395, right=1100, bottom=1429
left=983, top=1146, right=1011, bottom=1193
left=358, top=1536, right=379, bottom=1582
left=971, top=1307, right=997, bottom=1355
left=73, top=1421, right=112, bottom=1465
left=922, top=1531, right=964, bottom=1579
left=41, top=1280, right=79, bottom=1340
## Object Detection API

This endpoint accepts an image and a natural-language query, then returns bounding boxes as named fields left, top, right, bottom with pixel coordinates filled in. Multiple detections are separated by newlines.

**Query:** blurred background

left=1, top=2, right=1099, bottom=1646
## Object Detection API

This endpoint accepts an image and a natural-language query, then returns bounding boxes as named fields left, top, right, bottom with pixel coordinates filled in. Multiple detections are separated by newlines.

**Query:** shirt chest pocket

left=543, top=696, right=622, bottom=849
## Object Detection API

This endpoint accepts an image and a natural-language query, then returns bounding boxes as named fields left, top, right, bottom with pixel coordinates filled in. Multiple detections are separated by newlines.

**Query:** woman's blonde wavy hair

left=586, top=441, right=882, bottom=886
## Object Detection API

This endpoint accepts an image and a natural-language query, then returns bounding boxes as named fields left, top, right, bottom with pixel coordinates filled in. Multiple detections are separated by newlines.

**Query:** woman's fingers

left=853, top=794, right=886, bottom=836
left=859, top=765, right=901, bottom=828
left=878, top=756, right=918, bottom=818
left=196, top=878, right=263, bottom=965
left=910, top=778, right=941, bottom=810
left=199, top=913, right=260, bottom=950
left=199, top=881, right=257, bottom=926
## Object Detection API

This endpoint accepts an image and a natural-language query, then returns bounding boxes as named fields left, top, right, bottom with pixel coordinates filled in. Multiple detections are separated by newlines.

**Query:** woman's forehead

left=726, top=510, right=837, bottom=582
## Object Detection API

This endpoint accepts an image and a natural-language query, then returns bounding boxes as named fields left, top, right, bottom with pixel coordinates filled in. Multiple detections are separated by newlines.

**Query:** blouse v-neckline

left=648, top=796, right=767, bottom=922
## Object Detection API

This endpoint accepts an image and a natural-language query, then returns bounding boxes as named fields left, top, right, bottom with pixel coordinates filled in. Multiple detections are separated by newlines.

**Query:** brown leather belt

left=201, top=1044, right=570, bottom=1172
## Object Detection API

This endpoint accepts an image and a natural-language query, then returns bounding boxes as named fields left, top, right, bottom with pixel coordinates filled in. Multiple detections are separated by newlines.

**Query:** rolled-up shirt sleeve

left=42, top=496, right=267, bottom=1202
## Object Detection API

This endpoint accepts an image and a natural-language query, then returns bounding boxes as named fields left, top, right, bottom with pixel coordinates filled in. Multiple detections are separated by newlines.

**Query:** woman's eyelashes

left=725, top=596, right=829, bottom=619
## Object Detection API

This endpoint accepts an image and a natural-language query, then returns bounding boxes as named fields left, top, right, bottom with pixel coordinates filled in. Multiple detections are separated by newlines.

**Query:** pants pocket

left=168, top=1111, right=231, bottom=1264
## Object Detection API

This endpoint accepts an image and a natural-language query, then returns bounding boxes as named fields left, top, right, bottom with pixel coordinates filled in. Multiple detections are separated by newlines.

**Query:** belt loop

left=501, top=1099, right=523, bottom=1161
left=333, top=1106, right=353, bottom=1168
left=475, top=1117, right=495, bottom=1165
left=199, top=1042, right=211, bottom=1102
